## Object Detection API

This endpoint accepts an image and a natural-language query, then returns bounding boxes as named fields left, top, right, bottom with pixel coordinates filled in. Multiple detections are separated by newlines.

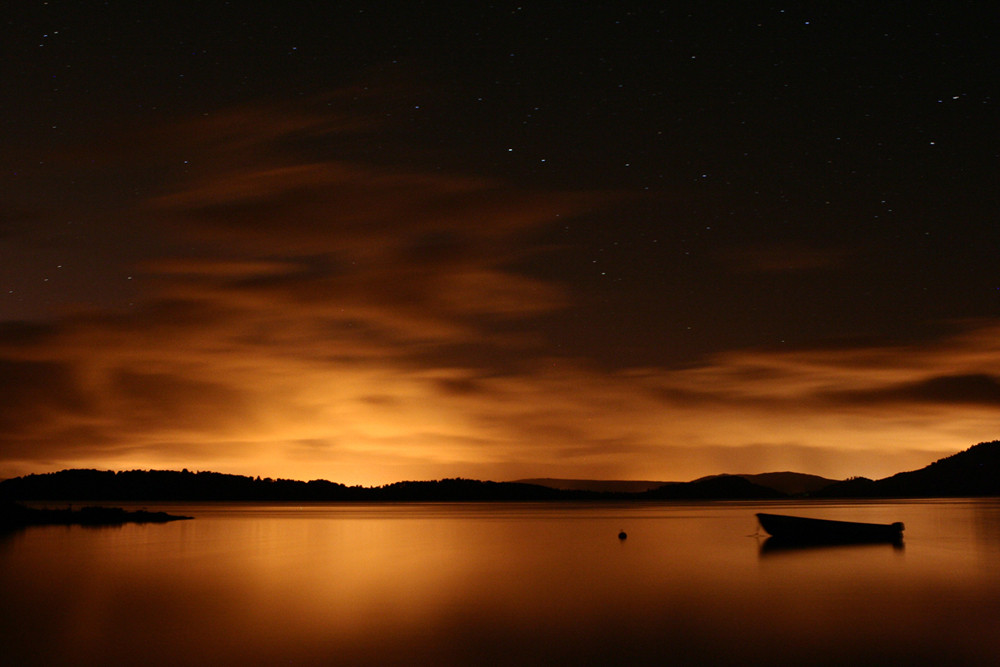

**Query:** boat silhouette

left=756, top=512, right=904, bottom=545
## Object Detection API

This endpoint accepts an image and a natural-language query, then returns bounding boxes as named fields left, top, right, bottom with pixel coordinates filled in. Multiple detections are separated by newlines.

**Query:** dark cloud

left=828, top=373, right=1000, bottom=407
left=110, top=370, right=256, bottom=430
left=122, top=108, right=602, bottom=367
left=0, top=359, right=91, bottom=435
left=0, top=321, right=61, bottom=347
left=433, top=377, right=486, bottom=396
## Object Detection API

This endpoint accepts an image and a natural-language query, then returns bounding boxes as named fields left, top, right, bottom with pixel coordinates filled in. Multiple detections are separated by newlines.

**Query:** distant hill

left=692, top=472, right=840, bottom=496
left=515, top=478, right=672, bottom=493
left=641, top=475, right=787, bottom=500
left=370, top=478, right=576, bottom=501
left=811, top=476, right=880, bottom=498
left=523, top=472, right=838, bottom=496
left=815, top=440, right=1000, bottom=498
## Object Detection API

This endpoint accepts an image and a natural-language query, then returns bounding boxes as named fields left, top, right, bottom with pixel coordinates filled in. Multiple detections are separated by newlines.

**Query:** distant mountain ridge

left=693, top=472, right=840, bottom=496
left=641, top=475, right=785, bottom=500
left=519, top=472, right=839, bottom=496
left=515, top=479, right=673, bottom=493
left=2, top=440, right=998, bottom=501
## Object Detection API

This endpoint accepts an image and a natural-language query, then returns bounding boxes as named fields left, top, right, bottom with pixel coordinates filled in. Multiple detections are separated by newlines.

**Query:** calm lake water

left=2, top=500, right=999, bottom=666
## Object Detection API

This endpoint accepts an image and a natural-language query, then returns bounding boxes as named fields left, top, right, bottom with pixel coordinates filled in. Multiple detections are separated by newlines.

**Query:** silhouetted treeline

left=2, top=440, right=998, bottom=501
left=0, top=469, right=787, bottom=502
left=0, top=469, right=598, bottom=502
left=0, top=469, right=361, bottom=501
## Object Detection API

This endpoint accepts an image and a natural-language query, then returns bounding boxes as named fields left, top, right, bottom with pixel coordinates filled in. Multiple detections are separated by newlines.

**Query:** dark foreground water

left=2, top=500, right=999, bottom=666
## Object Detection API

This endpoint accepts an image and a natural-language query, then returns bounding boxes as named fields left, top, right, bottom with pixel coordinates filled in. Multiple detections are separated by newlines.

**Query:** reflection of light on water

left=2, top=500, right=1000, bottom=666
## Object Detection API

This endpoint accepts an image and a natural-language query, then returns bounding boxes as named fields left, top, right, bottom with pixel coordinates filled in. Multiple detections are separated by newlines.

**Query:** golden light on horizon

left=6, top=315, right=998, bottom=485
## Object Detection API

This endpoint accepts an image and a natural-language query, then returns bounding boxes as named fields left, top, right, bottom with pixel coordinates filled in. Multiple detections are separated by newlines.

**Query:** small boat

left=756, top=513, right=904, bottom=544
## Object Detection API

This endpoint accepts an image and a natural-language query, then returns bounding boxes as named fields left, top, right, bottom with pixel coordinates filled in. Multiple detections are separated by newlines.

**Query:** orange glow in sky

left=2, top=92, right=997, bottom=485
left=2, top=107, right=997, bottom=484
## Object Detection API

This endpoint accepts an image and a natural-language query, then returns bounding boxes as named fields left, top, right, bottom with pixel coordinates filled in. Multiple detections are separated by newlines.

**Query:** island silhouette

left=1, top=501, right=193, bottom=529
left=1, top=440, right=998, bottom=503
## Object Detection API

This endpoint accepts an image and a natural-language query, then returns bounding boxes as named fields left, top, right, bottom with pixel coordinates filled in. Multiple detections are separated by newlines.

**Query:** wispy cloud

left=1, top=104, right=998, bottom=484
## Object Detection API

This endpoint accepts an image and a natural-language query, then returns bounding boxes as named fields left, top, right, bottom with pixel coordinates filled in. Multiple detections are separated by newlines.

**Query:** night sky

left=2, top=2, right=998, bottom=484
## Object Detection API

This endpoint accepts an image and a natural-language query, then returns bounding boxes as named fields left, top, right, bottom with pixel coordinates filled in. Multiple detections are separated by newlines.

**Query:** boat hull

left=756, top=513, right=904, bottom=544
